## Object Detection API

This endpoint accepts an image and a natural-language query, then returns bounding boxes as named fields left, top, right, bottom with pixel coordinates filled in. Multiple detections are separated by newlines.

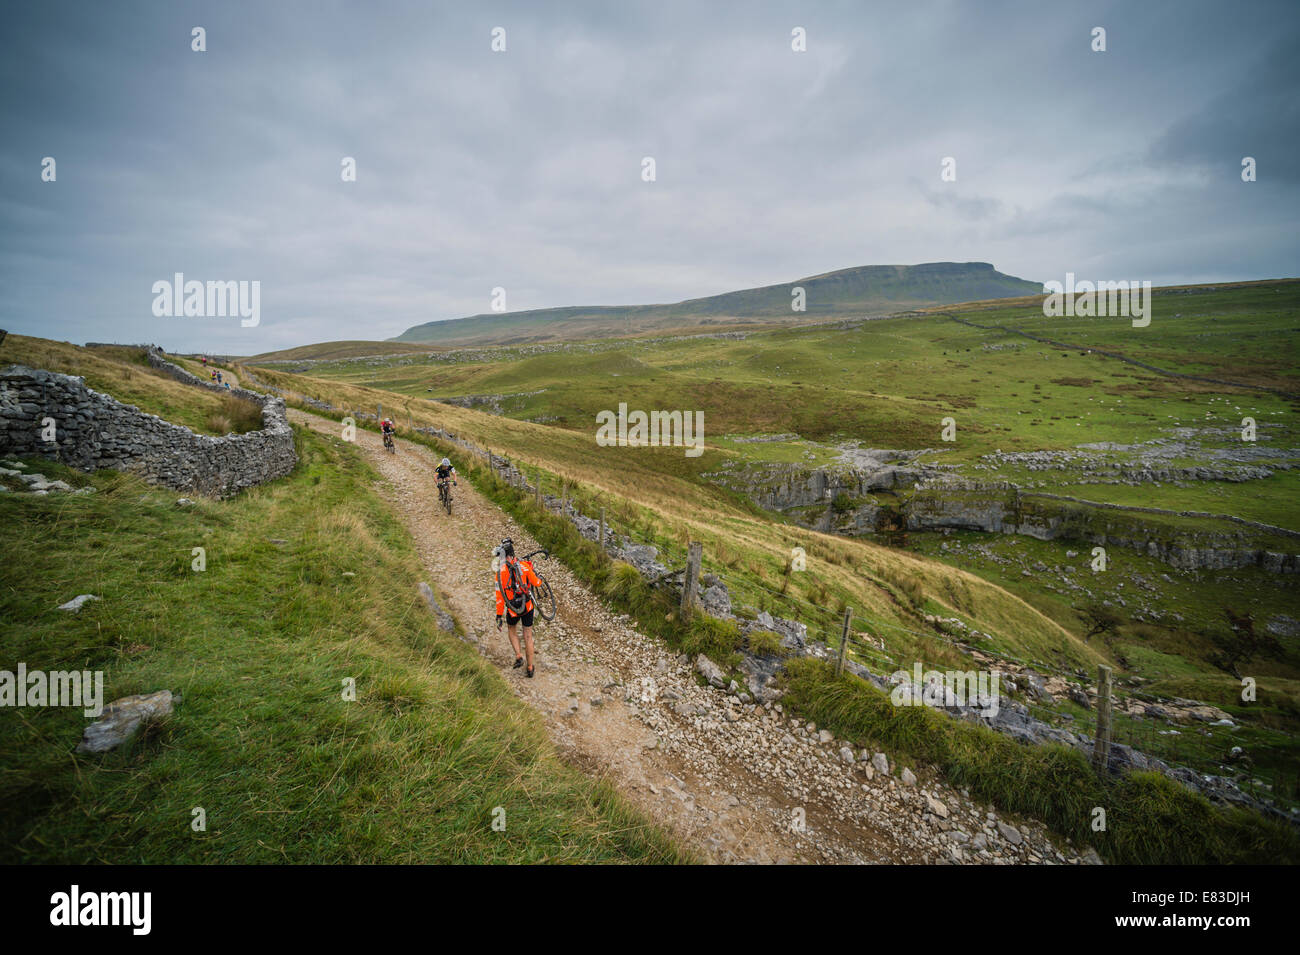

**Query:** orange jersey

left=495, top=559, right=539, bottom=616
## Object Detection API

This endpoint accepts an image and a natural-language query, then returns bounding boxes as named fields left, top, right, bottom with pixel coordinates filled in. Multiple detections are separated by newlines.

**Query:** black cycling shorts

left=505, top=607, right=534, bottom=627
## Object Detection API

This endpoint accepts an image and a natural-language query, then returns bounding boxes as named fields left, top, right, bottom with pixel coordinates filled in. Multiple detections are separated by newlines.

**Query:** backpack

left=501, top=559, right=532, bottom=614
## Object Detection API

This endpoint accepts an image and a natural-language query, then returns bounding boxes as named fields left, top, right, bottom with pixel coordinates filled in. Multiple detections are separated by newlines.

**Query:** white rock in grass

left=58, top=594, right=101, bottom=612
left=76, top=691, right=174, bottom=754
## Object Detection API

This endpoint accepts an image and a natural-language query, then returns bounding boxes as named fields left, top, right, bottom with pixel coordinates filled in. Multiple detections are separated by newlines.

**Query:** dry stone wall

left=0, top=349, right=296, bottom=497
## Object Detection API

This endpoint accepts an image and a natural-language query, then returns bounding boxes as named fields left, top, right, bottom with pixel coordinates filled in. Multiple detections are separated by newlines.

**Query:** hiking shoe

left=526, top=665, right=535, bottom=678
left=512, top=657, right=524, bottom=669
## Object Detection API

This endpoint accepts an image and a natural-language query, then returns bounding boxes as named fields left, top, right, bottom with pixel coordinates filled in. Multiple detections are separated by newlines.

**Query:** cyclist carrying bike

left=494, top=538, right=538, bottom=677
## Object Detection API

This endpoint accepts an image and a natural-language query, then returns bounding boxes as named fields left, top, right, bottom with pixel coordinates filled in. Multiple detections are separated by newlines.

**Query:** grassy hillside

left=0, top=428, right=687, bottom=863
left=233, top=279, right=1300, bottom=809
left=0, top=336, right=263, bottom=436
left=392, top=261, right=1041, bottom=346
left=244, top=340, right=450, bottom=364
left=399, top=431, right=1300, bottom=863
left=7, top=326, right=1291, bottom=862
left=300, top=281, right=1300, bottom=529
left=239, top=362, right=1106, bottom=678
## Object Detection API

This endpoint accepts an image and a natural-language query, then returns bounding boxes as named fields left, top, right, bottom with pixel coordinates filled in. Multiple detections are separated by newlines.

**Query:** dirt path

left=289, top=408, right=1088, bottom=865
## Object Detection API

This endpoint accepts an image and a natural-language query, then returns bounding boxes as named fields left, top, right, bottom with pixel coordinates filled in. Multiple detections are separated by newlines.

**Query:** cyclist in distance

left=435, top=457, right=457, bottom=496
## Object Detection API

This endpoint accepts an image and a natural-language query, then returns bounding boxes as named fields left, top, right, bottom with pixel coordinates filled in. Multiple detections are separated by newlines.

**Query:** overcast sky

left=2, top=0, right=1296, bottom=353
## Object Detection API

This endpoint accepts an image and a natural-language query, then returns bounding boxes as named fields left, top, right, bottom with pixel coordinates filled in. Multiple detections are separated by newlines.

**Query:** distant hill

left=244, top=340, right=448, bottom=364
left=391, top=262, right=1041, bottom=347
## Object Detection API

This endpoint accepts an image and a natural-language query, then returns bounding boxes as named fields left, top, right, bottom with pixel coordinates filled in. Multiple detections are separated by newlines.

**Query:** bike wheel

left=533, top=573, right=556, bottom=622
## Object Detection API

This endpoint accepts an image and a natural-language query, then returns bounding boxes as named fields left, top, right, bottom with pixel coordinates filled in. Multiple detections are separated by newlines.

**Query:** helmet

left=500, top=538, right=514, bottom=557
left=441, top=458, right=450, bottom=467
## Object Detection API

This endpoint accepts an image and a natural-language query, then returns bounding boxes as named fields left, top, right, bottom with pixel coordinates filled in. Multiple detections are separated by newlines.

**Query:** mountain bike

left=438, top=478, right=453, bottom=515
left=382, top=430, right=395, bottom=453
left=520, top=549, right=556, bottom=622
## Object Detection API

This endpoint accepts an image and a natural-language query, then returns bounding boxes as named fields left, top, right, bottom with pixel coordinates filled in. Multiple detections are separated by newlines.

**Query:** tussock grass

left=205, top=394, right=265, bottom=435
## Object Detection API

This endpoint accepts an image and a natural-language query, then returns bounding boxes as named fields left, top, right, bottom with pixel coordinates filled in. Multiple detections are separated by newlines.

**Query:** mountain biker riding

left=494, top=538, right=539, bottom=677
left=435, top=457, right=457, bottom=493
left=380, top=417, right=396, bottom=446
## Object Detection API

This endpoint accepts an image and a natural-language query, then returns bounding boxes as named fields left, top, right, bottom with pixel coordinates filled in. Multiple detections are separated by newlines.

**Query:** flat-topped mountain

left=391, top=261, right=1040, bottom=347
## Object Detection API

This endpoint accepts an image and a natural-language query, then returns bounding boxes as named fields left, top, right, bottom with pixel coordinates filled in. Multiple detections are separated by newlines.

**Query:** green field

left=246, top=282, right=1297, bottom=540
left=268, top=281, right=1300, bottom=527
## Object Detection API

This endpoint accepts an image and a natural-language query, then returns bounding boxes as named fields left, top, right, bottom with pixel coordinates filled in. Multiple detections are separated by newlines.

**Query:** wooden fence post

left=681, top=541, right=703, bottom=620
left=835, top=607, right=854, bottom=676
left=535, top=471, right=542, bottom=505
left=1092, top=664, right=1113, bottom=774
left=598, top=507, right=606, bottom=550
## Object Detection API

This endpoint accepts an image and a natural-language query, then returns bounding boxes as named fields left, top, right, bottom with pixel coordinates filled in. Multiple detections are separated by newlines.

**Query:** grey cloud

left=1, top=0, right=1296, bottom=353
